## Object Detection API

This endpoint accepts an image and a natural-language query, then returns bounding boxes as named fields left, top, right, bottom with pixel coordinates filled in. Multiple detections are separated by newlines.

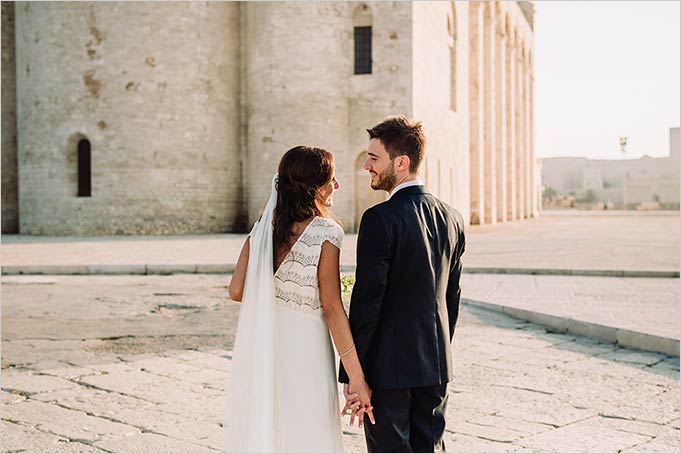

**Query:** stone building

left=541, top=127, right=681, bottom=209
left=1, top=1, right=536, bottom=235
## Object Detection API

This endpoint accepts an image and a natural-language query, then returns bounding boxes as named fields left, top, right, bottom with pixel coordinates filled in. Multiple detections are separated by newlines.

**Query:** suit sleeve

left=445, top=218, right=466, bottom=340
left=338, top=208, right=391, bottom=383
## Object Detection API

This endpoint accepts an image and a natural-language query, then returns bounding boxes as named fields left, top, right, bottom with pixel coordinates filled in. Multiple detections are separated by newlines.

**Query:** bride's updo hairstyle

left=273, top=145, right=335, bottom=259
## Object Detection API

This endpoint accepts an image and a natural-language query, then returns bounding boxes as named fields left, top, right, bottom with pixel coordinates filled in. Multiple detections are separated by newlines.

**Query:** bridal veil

left=223, top=175, right=281, bottom=453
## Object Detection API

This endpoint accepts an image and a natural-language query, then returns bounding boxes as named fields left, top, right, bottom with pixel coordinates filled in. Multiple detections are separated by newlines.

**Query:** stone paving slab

left=1, top=420, right=108, bottom=453
left=1, top=373, right=84, bottom=395
left=3, top=271, right=678, bottom=360
left=517, top=418, right=653, bottom=453
left=2, top=307, right=678, bottom=453
left=93, top=432, right=217, bottom=453
left=461, top=273, right=680, bottom=356
left=2, top=400, right=139, bottom=443
left=622, top=432, right=681, bottom=454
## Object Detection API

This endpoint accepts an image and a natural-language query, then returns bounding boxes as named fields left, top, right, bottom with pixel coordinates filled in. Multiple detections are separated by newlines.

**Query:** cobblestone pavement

left=2, top=275, right=679, bottom=453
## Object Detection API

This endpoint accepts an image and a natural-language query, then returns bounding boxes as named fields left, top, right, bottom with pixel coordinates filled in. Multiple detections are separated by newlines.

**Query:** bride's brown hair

left=273, top=146, right=335, bottom=264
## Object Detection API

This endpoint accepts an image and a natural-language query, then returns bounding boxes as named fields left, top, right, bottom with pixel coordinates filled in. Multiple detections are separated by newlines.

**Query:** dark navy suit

left=339, top=185, right=466, bottom=452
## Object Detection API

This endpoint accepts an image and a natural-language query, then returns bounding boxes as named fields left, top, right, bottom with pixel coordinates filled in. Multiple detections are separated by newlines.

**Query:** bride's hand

left=341, top=383, right=360, bottom=419
left=348, top=379, right=375, bottom=427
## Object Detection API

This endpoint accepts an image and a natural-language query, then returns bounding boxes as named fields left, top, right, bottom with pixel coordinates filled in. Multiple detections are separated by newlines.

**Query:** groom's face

left=364, top=138, right=397, bottom=192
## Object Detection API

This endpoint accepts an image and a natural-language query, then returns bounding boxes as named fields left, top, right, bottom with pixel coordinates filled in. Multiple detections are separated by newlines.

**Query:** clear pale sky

left=534, top=1, right=680, bottom=160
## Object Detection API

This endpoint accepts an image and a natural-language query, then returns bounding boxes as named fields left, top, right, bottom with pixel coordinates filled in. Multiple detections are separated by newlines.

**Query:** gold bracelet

left=339, top=343, right=356, bottom=357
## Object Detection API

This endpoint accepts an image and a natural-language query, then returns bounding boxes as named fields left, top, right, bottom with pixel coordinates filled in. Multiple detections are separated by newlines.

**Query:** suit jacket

left=339, top=185, right=466, bottom=390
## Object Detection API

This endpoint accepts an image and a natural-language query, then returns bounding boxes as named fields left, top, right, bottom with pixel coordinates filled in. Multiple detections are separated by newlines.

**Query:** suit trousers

left=363, top=383, right=448, bottom=453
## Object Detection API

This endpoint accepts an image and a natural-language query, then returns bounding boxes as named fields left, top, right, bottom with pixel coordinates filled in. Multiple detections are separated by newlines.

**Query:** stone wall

left=244, top=1, right=413, bottom=232
left=243, top=2, right=352, bottom=228
left=2, top=2, right=18, bottom=233
left=6, top=1, right=537, bottom=235
left=348, top=2, right=413, bottom=231
left=14, top=2, right=241, bottom=235
left=412, top=1, right=471, bottom=223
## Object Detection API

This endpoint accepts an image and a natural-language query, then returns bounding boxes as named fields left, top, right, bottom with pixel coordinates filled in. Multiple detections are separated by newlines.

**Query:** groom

left=339, top=116, right=466, bottom=453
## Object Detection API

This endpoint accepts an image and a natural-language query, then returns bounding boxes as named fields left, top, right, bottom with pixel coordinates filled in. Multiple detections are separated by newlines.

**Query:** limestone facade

left=1, top=1, right=536, bottom=235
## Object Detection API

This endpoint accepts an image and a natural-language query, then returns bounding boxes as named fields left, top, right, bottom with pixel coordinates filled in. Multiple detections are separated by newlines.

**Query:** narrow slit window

left=77, top=138, right=91, bottom=197
left=354, top=26, right=372, bottom=75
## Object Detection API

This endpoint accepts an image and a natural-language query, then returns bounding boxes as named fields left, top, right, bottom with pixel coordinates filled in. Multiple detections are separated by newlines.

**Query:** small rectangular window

left=77, top=139, right=91, bottom=197
left=354, top=26, right=372, bottom=75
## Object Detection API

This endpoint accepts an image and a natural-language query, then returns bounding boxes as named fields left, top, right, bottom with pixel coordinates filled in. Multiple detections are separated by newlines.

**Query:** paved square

left=2, top=275, right=678, bottom=453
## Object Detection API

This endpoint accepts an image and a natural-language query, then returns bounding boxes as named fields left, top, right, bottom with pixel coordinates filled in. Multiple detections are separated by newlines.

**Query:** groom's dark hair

left=367, top=116, right=426, bottom=174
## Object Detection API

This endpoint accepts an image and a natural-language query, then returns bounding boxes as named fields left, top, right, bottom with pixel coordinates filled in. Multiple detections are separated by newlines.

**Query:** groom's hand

left=345, top=381, right=375, bottom=427
left=356, top=403, right=375, bottom=428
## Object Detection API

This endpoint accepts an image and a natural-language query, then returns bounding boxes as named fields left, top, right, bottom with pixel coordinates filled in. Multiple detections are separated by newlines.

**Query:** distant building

left=541, top=127, right=680, bottom=209
left=2, top=1, right=537, bottom=235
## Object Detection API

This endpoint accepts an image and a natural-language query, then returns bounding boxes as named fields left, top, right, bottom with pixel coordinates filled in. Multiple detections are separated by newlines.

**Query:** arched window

left=448, top=3, right=458, bottom=111
left=77, top=138, right=91, bottom=197
left=353, top=4, right=372, bottom=75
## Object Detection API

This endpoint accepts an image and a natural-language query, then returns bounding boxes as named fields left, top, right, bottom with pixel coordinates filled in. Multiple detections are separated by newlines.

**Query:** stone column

left=530, top=69, right=539, bottom=217
left=524, top=55, right=532, bottom=218
left=495, top=20, right=507, bottom=223
left=515, top=45, right=525, bottom=220
left=506, top=30, right=516, bottom=221
left=468, top=2, right=485, bottom=225
left=483, top=3, right=496, bottom=224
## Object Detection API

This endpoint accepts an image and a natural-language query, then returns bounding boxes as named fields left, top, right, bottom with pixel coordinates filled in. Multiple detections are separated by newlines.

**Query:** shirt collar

left=389, top=179, right=424, bottom=199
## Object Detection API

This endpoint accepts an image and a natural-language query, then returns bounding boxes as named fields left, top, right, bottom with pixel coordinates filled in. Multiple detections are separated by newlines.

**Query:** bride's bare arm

left=228, top=238, right=250, bottom=302
left=318, top=240, right=374, bottom=423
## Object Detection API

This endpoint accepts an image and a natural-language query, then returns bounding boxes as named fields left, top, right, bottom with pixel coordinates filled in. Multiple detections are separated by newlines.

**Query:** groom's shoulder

left=422, top=194, right=466, bottom=229
left=437, top=197, right=464, bottom=223
left=358, top=201, right=391, bottom=231
left=441, top=201, right=466, bottom=230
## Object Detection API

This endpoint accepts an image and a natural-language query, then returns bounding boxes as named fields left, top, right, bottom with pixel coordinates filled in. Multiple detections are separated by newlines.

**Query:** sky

left=534, top=1, right=680, bottom=160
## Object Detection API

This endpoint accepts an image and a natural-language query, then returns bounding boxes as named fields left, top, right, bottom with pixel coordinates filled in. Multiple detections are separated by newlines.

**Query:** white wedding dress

left=271, top=216, right=345, bottom=452
left=223, top=177, right=345, bottom=454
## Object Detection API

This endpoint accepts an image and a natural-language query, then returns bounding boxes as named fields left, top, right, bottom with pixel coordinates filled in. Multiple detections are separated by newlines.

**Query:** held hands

left=340, top=381, right=375, bottom=428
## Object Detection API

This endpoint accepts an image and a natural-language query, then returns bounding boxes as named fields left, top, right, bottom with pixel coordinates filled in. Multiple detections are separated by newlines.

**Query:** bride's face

left=317, top=173, right=340, bottom=208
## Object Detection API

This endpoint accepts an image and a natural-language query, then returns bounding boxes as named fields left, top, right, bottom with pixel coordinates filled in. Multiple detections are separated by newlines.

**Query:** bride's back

left=274, top=216, right=344, bottom=316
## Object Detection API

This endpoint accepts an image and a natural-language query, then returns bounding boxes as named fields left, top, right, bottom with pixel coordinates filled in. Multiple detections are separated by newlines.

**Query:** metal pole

left=620, top=137, right=628, bottom=209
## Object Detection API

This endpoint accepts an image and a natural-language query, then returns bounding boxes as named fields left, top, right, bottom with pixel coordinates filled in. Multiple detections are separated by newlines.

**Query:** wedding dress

left=223, top=175, right=345, bottom=453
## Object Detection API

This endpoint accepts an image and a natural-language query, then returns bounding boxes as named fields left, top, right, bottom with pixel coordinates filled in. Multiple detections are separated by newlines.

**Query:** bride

left=223, top=146, right=374, bottom=453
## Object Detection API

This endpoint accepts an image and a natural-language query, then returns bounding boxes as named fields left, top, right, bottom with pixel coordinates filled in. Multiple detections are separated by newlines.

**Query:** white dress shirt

left=389, top=179, right=425, bottom=199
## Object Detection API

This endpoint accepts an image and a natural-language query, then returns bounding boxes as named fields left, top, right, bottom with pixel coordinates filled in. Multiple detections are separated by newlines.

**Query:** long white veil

left=223, top=174, right=280, bottom=453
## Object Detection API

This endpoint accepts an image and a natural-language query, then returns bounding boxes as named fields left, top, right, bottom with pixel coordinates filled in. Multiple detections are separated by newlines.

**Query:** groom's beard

left=371, top=162, right=397, bottom=192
